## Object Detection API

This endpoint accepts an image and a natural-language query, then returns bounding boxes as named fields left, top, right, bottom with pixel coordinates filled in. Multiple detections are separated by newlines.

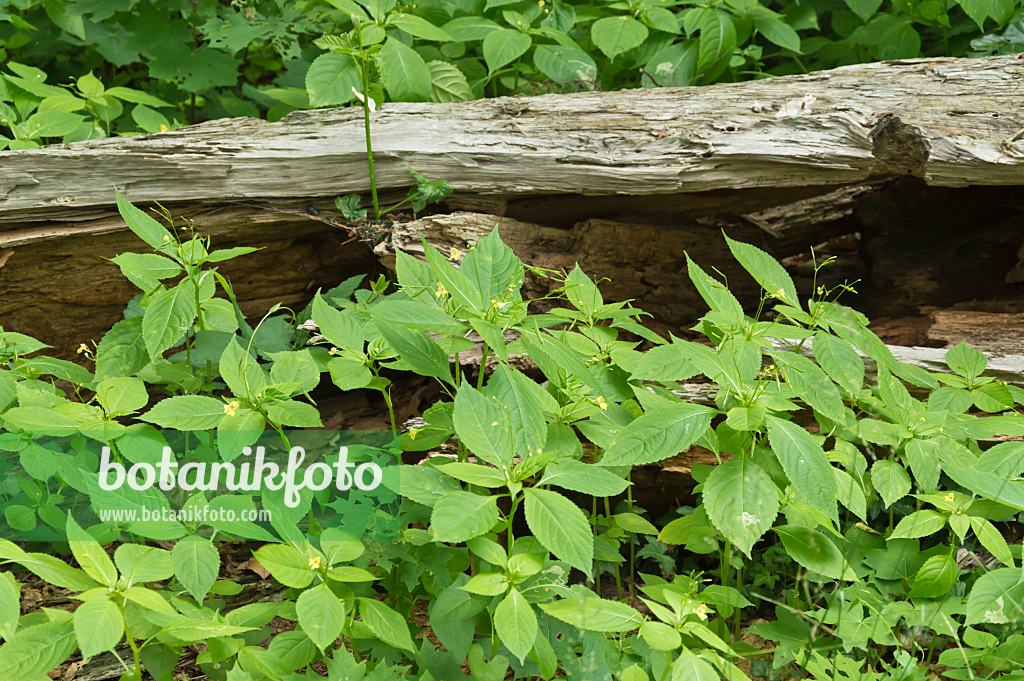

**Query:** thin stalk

left=592, top=495, right=600, bottom=594
left=627, top=472, right=636, bottom=601
left=360, top=58, right=380, bottom=222
left=121, top=604, right=142, bottom=681
left=604, top=496, right=623, bottom=600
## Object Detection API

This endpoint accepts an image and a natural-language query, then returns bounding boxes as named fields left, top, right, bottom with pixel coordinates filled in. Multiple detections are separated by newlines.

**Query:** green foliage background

left=2, top=0, right=1024, bottom=149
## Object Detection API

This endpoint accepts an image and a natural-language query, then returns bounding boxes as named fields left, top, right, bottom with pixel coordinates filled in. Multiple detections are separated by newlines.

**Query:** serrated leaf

left=703, top=456, right=778, bottom=557
left=524, top=488, right=593, bottom=574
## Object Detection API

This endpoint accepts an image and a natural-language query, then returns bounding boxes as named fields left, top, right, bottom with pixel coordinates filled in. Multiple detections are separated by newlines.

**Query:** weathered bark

left=2, top=56, right=1023, bottom=223
left=927, top=309, right=1024, bottom=355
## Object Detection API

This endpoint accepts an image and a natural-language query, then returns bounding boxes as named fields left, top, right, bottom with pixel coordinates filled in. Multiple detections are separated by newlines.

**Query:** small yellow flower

left=449, top=247, right=462, bottom=261
left=162, top=235, right=171, bottom=242
left=329, top=347, right=340, bottom=356
left=491, top=421, right=499, bottom=427
left=408, top=427, right=420, bottom=440
left=945, top=492, right=955, bottom=504
left=159, top=124, right=169, bottom=132
left=309, top=556, right=321, bottom=569
left=224, top=400, right=239, bottom=417
left=76, top=343, right=88, bottom=355
left=492, top=299, right=508, bottom=309
left=773, top=288, right=786, bottom=300
left=435, top=282, right=447, bottom=298
left=694, top=603, right=709, bottom=620
left=594, top=396, right=608, bottom=411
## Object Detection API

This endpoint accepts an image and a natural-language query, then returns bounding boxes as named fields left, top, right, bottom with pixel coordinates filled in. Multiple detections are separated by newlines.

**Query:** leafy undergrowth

left=0, top=194, right=1022, bottom=681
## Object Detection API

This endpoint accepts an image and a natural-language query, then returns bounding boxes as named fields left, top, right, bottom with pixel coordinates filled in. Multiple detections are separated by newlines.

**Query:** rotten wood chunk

left=928, top=309, right=1024, bottom=355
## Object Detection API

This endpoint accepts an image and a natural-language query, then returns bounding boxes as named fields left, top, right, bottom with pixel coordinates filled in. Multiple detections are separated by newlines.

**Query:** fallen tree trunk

left=3, top=56, right=1023, bottom=221
left=2, top=56, right=1024, bottom=355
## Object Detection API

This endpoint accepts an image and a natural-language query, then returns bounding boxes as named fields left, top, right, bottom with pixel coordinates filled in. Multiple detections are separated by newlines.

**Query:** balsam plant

left=1, top=192, right=1022, bottom=679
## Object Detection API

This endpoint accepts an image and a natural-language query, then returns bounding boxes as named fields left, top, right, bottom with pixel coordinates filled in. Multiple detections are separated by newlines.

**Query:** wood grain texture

left=2, top=56, right=1023, bottom=223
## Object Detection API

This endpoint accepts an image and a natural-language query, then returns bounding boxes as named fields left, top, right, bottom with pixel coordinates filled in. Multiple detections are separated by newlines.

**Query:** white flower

left=352, top=87, right=377, bottom=112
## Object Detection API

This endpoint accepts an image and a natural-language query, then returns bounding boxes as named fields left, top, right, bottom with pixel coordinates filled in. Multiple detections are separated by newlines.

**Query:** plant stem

left=627, top=472, right=635, bottom=601
left=604, top=496, right=623, bottom=600
left=359, top=55, right=381, bottom=222
left=122, top=605, right=142, bottom=681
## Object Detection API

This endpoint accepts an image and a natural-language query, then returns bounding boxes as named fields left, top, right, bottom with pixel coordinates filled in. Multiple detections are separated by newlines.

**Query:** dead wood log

left=927, top=309, right=1024, bottom=355
left=3, top=56, right=1023, bottom=223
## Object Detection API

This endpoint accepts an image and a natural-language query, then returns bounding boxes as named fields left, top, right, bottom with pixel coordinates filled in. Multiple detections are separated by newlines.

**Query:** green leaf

left=490, top=364, right=548, bottom=458
left=442, top=16, right=503, bottom=41
left=73, top=597, right=123, bottom=658
left=539, top=593, right=643, bottom=632
left=427, top=60, right=472, bottom=102
left=523, top=488, right=593, bottom=574
left=703, top=456, right=778, bottom=557
left=904, top=438, right=942, bottom=492
left=0, top=620, right=77, bottom=679
left=460, top=227, right=523, bottom=305
left=358, top=597, right=416, bottom=653
left=643, top=41, right=698, bottom=87
left=297, top=583, right=346, bottom=650
left=968, top=517, right=1014, bottom=568
left=774, top=525, right=856, bottom=580
left=311, top=294, right=363, bottom=351
left=328, top=357, right=372, bottom=391
left=115, top=190, right=174, bottom=250
left=373, top=299, right=467, bottom=335
left=957, top=0, right=992, bottom=29
left=909, top=553, right=959, bottom=599
left=725, top=234, right=798, bottom=306
left=812, top=332, right=864, bottom=396
left=600, top=404, right=713, bottom=466
left=946, top=341, right=986, bottom=382
left=143, top=283, right=198, bottom=359
left=172, top=537, right=220, bottom=602
left=972, top=382, right=1014, bottom=413
left=777, top=352, right=846, bottom=423
left=532, top=45, right=596, bottom=83
left=452, top=383, right=513, bottom=468
left=110, top=252, right=182, bottom=290
left=305, top=53, right=362, bottom=108
left=0, top=544, right=99, bottom=592
left=140, top=394, right=226, bottom=430
left=482, top=29, right=532, bottom=73
left=440, top=462, right=507, bottom=488
left=114, top=544, right=174, bottom=583
left=431, top=491, right=500, bottom=543
left=541, top=459, right=629, bottom=496
left=891, top=510, right=947, bottom=539
left=686, top=254, right=744, bottom=323
left=493, top=588, right=536, bottom=663
left=753, top=14, right=801, bottom=52
left=696, top=11, right=736, bottom=80
left=765, top=416, right=838, bottom=523
left=95, top=317, right=149, bottom=380
left=726, top=404, right=766, bottom=432
left=377, top=320, right=453, bottom=385
left=267, top=400, right=323, bottom=427
left=0, top=572, right=19, bottom=640
left=252, top=544, right=313, bottom=589
left=96, top=376, right=148, bottom=417
left=844, top=0, right=884, bottom=22
left=870, top=459, right=911, bottom=508
left=389, top=12, right=451, bottom=41
left=672, top=647, right=718, bottom=681
left=67, top=515, right=117, bottom=587
left=640, top=621, right=682, bottom=651
left=965, top=567, right=1024, bottom=624
left=591, top=16, right=648, bottom=59
left=380, top=37, right=432, bottom=101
